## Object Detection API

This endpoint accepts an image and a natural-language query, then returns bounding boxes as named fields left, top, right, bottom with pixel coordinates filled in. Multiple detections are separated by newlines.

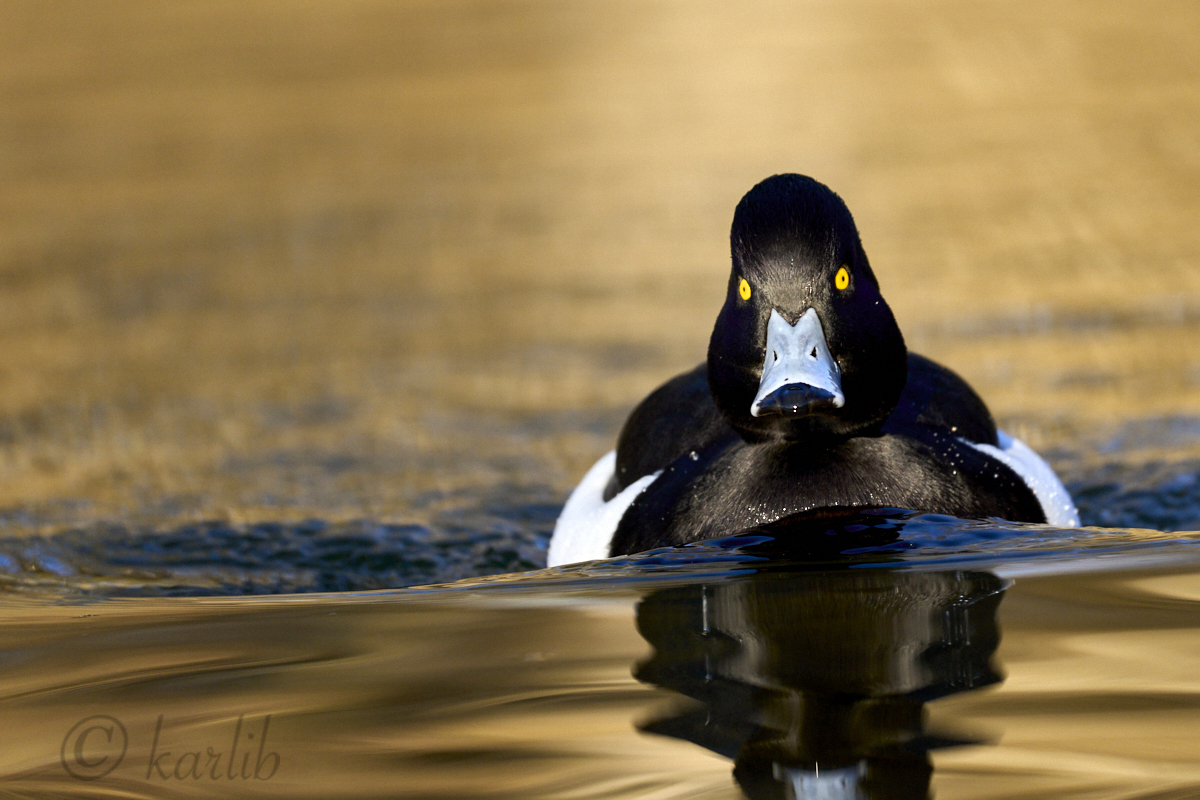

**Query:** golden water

left=3, top=0, right=1200, bottom=526
left=2, top=1, right=1200, bottom=797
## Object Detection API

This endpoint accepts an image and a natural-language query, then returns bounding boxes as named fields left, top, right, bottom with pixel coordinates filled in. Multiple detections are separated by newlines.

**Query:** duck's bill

left=751, top=308, right=845, bottom=418
left=753, top=382, right=842, bottom=416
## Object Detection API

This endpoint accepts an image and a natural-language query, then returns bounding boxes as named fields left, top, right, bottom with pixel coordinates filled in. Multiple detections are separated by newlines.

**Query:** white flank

left=961, top=429, right=1080, bottom=527
left=547, top=451, right=661, bottom=567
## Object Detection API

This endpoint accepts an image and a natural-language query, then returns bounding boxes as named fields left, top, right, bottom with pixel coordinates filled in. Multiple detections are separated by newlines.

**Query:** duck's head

left=707, top=174, right=907, bottom=443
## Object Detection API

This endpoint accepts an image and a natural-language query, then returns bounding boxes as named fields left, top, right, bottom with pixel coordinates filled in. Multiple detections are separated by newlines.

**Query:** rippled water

left=9, top=536, right=1200, bottom=799
left=4, top=0, right=1200, bottom=797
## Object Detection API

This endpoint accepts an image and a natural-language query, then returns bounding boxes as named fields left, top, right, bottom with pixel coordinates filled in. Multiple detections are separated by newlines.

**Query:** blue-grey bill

left=751, top=308, right=845, bottom=417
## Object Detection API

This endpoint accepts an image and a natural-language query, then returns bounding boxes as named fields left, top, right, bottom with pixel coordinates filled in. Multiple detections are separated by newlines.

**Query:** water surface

left=2, top=1, right=1200, bottom=797
left=6, top=535, right=1200, bottom=799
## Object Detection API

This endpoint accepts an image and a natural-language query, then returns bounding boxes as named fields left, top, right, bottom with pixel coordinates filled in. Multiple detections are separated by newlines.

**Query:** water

left=8, top=534, right=1200, bottom=799
left=4, top=0, right=1200, bottom=797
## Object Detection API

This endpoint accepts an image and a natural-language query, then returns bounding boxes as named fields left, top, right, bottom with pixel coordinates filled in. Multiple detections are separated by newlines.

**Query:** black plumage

left=603, top=174, right=1045, bottom=556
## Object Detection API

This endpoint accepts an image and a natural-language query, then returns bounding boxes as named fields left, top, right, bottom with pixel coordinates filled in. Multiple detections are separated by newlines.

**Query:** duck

left=547, top=174, right=1078, bottom=567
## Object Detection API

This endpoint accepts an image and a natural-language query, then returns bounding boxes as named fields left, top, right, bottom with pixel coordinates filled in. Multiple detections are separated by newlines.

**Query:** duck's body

left=548, top=358, right=1077, bottom=566
left=548, top=175, right=1078, bottom=567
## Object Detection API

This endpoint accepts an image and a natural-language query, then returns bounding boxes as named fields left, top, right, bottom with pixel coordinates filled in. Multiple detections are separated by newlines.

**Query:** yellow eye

left=738, top=278, right=751, bottom=301
left=835, top=266, right=850, bottom=291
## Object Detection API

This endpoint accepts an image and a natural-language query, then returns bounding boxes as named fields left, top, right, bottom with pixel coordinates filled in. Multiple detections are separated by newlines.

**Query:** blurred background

left=2, top=0, right=1200, bottom=539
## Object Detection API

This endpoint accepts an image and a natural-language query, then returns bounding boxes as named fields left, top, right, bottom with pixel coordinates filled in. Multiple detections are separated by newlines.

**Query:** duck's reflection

left=634, top=568, right=1005, bottom=799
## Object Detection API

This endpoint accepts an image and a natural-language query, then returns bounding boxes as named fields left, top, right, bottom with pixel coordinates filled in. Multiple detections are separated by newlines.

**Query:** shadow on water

left=0, top=484, right=559, bottom=599
left=5, top=499, right=1200, bottom=601
left=634, top=569, right=1005, bottom=799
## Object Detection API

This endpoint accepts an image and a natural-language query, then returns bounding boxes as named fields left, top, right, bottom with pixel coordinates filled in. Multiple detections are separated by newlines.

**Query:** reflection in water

left=3, top=560, right=1200, bottom=798
left=634, top=570, right=1006, bottom=799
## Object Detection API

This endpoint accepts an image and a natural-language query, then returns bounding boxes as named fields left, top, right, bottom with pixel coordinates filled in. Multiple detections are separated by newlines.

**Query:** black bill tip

left=753, top=383, right=841, bottom=417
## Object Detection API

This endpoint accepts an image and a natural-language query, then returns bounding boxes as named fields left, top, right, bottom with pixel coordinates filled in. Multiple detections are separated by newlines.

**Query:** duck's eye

left=835, top=266, right=850, bottom=291
left=738, top=278, right=751, bottom=301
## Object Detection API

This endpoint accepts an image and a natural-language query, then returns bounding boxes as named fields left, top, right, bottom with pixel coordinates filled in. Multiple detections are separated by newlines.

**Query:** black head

left=707, top=174, right=907, bottom=443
